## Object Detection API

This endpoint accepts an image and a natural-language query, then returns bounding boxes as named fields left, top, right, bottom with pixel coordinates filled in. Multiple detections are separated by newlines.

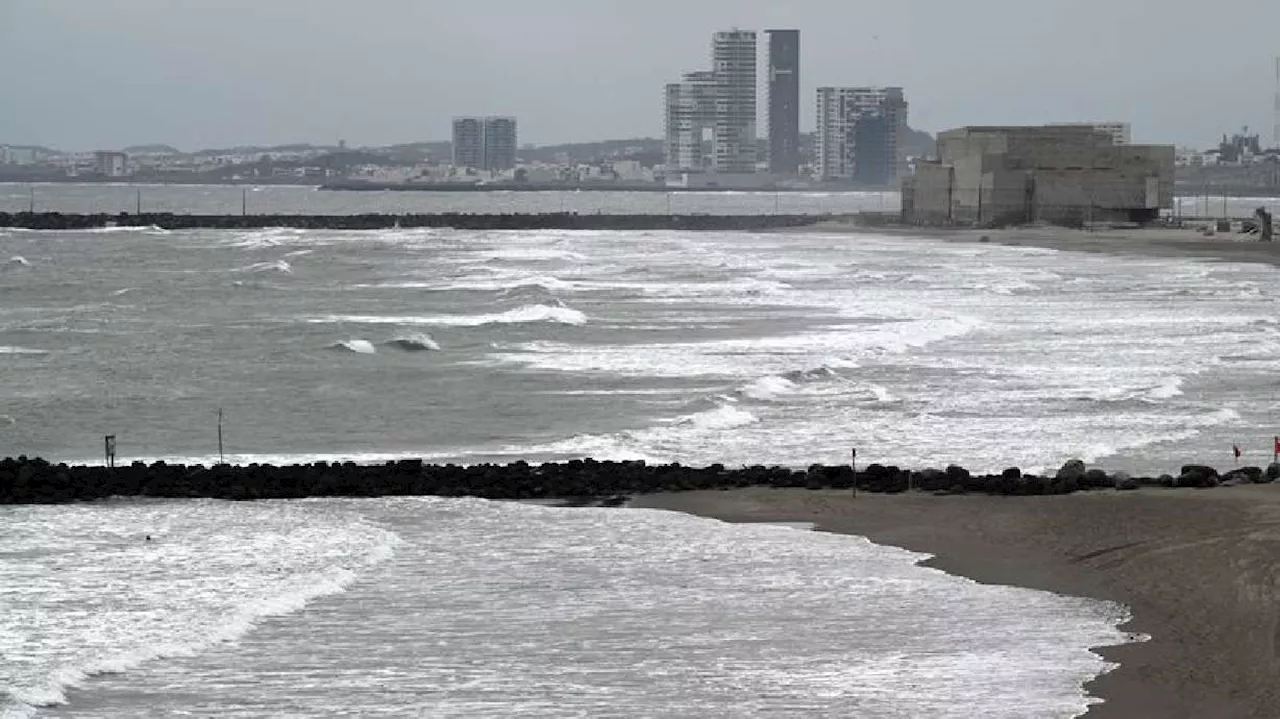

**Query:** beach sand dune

left=634, top=486, right=1280, bottom=718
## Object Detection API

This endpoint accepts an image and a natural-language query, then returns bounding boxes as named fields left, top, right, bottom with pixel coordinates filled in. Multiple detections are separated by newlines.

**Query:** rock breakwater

left=1, top=456, right=1274, bottom=505
left=0, top=212, right=834, bottom=232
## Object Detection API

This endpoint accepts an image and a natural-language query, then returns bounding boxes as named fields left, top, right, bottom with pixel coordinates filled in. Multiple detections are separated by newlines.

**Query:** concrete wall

left=910, top=126, right=1174, bottom=227
left=906, top=163, right=954, bottom=224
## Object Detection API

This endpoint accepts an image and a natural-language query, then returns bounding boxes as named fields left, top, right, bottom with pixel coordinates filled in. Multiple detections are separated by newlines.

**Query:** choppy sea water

left=1, top=223, right=1277, bottom=473
left=6, top=202, right=1280, bottom=715
left=2, top=498, right=1134, bottom=718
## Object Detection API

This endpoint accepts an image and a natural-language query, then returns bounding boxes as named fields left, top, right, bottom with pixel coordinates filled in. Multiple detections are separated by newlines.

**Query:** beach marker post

left=851, top=447, right=857, bottom=498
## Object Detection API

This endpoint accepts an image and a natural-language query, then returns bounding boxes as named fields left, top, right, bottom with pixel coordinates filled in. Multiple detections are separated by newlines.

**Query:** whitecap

left=0, top=346, right=47, bottom=355
left=331, top=339, right=376, bottom=354
left=6, top=255, right=31, bottom=268
left=310, top=304, right=587, bottom=328
left=741, top=375, right=798, bottom=401
left=238, top=260, right=292, bottom=275
left=386, top=333, right=441, bottom=352
left=673, top=404, right=759, bottom=430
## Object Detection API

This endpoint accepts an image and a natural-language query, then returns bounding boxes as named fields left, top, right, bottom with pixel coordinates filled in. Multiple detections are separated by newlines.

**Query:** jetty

left=0, top=456, right=1270, bottom=505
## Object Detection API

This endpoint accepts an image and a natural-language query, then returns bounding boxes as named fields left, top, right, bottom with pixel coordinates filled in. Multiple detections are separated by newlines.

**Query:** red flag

left=1234, top=444, right=1242, bottom=458
left=1274, top=436, right=1280, bottom=455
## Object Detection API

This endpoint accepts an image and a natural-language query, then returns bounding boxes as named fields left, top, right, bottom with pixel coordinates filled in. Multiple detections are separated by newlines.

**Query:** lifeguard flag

left=1234, top=444, right=1242, bottom=458
left=1274, top=436, right=1280, bottom=455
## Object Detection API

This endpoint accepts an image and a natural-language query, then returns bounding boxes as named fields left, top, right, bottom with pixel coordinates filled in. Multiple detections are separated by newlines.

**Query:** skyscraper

left=711, top=29, right=757, bottom=174
left=482, top=117, right=518, bottom=172
left=451, top=116, right=518, bottom=171
left=815, top=87, right=907, bottom=184
left=451, top=117, right=484, bottom=169
left=664, top=71, right=717, bottom=172
left=766, top=29, right=800, bottom=175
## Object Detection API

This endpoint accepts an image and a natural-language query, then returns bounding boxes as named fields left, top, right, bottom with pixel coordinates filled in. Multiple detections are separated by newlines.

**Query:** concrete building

left=452, top=116, right=518, bottom=171
left=815, top=86, right=907, bottom=183
left=1050, top=122, right=1132, bottom=145
left=482, top=117, right=518, bottom=171
left=663, top=29, right=758, bottom=175
left=452, top=117, right=484, bottom=169
left=902, top=125, right=1175, bottom=227
left=94, top=151, right=129, bottom=178
left=766, top=29, right=800, bottom=175
left=712, top=29, right=758, bottom=173
left=664, top=71, right=717, bottom=172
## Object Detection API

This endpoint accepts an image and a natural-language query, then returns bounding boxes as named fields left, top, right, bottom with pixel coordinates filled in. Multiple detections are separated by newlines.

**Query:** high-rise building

left=712, top=30, right=757, bottom=173
left=482, top=117, right=518, bottom=171
left=452, top=117, right=484, bottom=169
left=766, top=29, right=800, bottom=175
left=664, top=71, right=718, bottom=172
left=664, top=29, right=759, bottom=175
left=815, top=87, right=907, bottom=184
left=451, top=116, right=518, bottom=171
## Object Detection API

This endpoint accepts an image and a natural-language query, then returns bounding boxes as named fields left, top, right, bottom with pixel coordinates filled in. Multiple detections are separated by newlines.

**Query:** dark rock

left=1083, top=468, right=1110, bottom=488
left=1056, top=459, right=1087, bottom=482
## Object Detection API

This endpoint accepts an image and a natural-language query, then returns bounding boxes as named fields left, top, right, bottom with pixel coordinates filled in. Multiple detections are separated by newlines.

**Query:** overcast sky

left=1, top=0, right=1277, bottom=151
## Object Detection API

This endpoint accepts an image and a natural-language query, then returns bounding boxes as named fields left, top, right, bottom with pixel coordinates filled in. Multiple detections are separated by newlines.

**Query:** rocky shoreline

left=2, top=455, right=1273, bottom=504
left=0, top=211, right=834, bottom=232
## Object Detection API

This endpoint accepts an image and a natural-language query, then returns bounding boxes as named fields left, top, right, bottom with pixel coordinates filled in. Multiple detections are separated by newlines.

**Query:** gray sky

left=2, top=0, right=1277, bottom=151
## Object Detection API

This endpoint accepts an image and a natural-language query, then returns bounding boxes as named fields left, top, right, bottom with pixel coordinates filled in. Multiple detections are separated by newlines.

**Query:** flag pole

left=217, top=408, right=225, bottom=465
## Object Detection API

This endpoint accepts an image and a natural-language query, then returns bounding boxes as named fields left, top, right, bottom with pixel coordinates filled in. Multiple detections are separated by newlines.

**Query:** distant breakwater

left=1, top=456, right=1273, bottom=505
left=0, top=212, right=837, bottom=232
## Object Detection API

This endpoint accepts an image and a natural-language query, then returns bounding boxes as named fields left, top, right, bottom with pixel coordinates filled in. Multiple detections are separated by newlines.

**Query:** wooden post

left=28, top=186, right=34, bottom=213
left=242, top=188, right=247, bottom=216
left=104, top=435, right=116, bottom=468
left=136, top=189, right=141, bottom=215
left=851, top=447, right=857, bottom=498
left=217, top=408, right=225, bottom=465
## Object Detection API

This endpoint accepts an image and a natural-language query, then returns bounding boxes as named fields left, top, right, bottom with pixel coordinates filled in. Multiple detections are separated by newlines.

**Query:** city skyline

left=1, top=0, right=1278, bottom=150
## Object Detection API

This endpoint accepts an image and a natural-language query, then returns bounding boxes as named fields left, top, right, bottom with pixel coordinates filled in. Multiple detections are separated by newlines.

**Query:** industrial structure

left=766, top=29, right=801, bottom=175
left=814, top=87, right=908, bottom=184
left=1048, top=122, right=1131, bottom=145
left=902, top=125, right=1174, bottom=227
left=664, top=29, right=758, bottom=175
left=451, top=116, right=518, bottom=172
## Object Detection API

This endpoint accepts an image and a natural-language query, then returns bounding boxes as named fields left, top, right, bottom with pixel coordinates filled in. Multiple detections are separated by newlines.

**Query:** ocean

left=4, top=185, right=1279, bottom=715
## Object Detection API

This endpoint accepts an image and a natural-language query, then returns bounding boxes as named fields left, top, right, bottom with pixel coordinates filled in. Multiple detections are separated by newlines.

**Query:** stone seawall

left=1, top=456, right=1271, bottom=505
left=0, top=212, right=839, bottom=232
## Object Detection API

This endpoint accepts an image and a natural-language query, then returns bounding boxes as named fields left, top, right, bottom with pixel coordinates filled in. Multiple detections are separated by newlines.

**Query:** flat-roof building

left=903, top=125, right=1174, bottom=227
left=766, top=29, right=800, bottom=175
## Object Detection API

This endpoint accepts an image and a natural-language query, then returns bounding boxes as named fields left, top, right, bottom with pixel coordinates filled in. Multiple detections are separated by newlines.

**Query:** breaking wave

left=239, top=260, right=293, bottom=275
left=386, top=333, right=441, bottom=351
left=674, top=403, right=759, bottom=430
left=310, top=304, right=587, bottom=327
left=5, top=255, right=31, bottom=269
left=331, top=339, right=376, bottom=354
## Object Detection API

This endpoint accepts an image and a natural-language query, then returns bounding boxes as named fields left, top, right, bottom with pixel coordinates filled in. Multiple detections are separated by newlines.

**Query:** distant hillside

left=123, top=144, right=181, bottom=155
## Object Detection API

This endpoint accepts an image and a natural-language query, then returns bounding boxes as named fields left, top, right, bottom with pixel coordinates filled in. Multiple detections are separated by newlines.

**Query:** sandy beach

left=812, top=220, right=1280, bottom=268
left=633, top=486, right=1280, bottom=718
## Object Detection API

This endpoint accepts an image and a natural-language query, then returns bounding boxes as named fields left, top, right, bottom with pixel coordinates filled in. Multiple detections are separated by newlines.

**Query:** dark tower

left=766, top=29, right=800, bottom=175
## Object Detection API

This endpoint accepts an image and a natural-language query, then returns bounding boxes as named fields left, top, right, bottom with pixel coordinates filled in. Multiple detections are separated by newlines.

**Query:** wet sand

left=633, top=486, right=1280, bottom=718
left=810, top=221, right=1280, bottom=267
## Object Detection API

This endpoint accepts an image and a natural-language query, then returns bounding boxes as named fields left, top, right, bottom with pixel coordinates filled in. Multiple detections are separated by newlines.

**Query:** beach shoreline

left=631, top=486, right=1280, bottom=719
left=807, top=220, right=1280, bottom=268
